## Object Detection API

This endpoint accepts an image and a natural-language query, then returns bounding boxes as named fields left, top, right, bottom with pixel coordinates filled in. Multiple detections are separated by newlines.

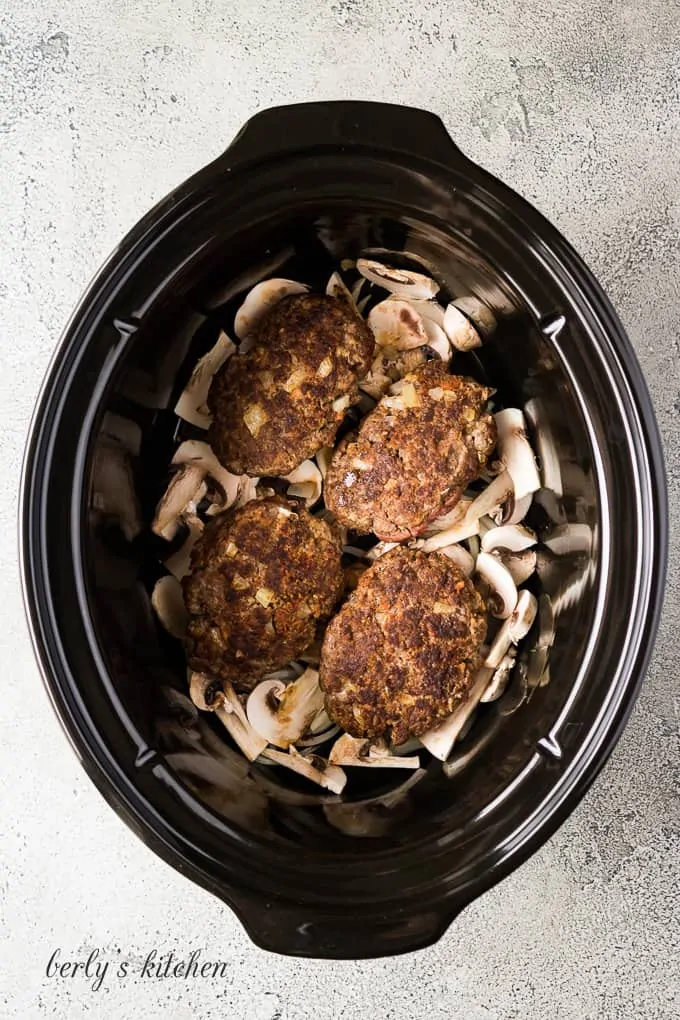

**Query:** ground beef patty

left=320, top=547, right=487, bottom=744
left=324, top=361, right=496, bottom=540
left=183, top=496, right=344, bottom=691
left=209, top=294, right=374, bottom=477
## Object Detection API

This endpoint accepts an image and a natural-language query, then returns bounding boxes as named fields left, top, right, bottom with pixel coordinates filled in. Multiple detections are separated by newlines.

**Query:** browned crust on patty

left=209, top=294, right=375, bottom=477
left=183, top=496, right=344, bottom=691
left=324, top=361, right=496, bottom=540
left=319, top=546, right=487, bottom=744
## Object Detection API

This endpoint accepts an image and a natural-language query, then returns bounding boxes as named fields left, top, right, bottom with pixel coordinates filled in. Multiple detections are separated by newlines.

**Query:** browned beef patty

left=320, top=546, right=487, bottom=744
left=208, top=294, right=374, bottom=477
left=324, top=361, right=496, bottom=540
left=183, top=497, right=344, bottom=691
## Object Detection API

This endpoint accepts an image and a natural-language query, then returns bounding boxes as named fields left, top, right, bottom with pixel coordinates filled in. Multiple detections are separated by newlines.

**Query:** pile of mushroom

left=149, top=255, right=564, bottom=797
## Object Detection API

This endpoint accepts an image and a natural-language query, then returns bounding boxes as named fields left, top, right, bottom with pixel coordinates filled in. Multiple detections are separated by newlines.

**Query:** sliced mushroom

left=356, top=259, right=439, bottom=301
left=164, top=514, right=205, bottom=580
left=151, top=575, right=189, bottom=638
left=174, top=332, right=237, bottom=429
left=481, top=524, right=537, bottom=554
left=495, top=408, right=541, bottom=500
left=437, top=542, right=475, bottom=576
left=172, top=440, right=255, bottom=511
left=421, top=318, right=452, bottom=360
left=365, top=540, right=399, bottom=561
left=463, top=471, right=515, bottom=527
left=328, top=734, right=420, bottom=769
left=416, top=517, right=481, bottom=553
left=367, top=298, right=429, bottom=351
left=498, top=548, right=537, bottom=585
left=315, top=445, right=333, bottom=479
left=234, top=278, right=309, bottom=339
left=283, top=458, right=323, bottom=506
left=189, top=671, right=267, bottom=762
left=451, top=296, right=497, bottom=339
left=151, top=464, right=206, bottom=539
left=524, top=398, right=563, bottom=496
left=475, top=551, right=518, bottom=618
left=420, top=590, right=537, bottom=761
left=502, top=491, right=533, bottom=525
left=480, top=650, right=517, bottom=703
left=425, top=498, right=474, bottom=534
left=262, top=746, right=347, bottom=795
left=441, top=303, right=482, bottom=351
left=246, top=667, right=325, bottom=749
left=326, top=271, right=357, bottom=310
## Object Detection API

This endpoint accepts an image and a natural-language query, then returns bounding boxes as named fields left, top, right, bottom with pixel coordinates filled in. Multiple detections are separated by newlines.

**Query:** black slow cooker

left=21, top=101, right=667, bottom=958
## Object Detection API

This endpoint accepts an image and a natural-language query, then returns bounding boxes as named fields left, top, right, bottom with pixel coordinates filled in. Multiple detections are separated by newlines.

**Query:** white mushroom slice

left=356, top=258, right=439, bottom=301
left=524, top=399, right=563, bottom=496
left=246, top=667, right=324, bottom=749
left=422, top=318, right=453, bottom=363
left=234, top=278, right=309, bottom=339
left=463, top=471, right=515, bottom=527
left=416, top=517, right=480, bottom=553
left=152, top=464, right=206, bottom=539
left=367, top=298, right=429, bottom=351
left=262, top=746, right=347, bottom=795
left=502, top=491, right=533, bottom=525
left=495, top=408, right=541, bottom=500
left=189, top=672, right=267, bottom=762
left=481, top=524, right=537, bottom=554
left=151, top=575, right=188, bottom=638
left=420, top=590, right=537, bottom=761
left=475, top=551, right=518, bottom=619
left=365, top=540, right=399, bottom=561
left=442, top=303, right=482, bottom=351
left=543, top=523, right=593, bottom=556
left=438, top=542, right=475, bottom=576
left=498, top=548, right=537, bottom=585
left=451, top=296, right=497, bottom=339
left=283, top=459, right=323, bottom=506
left=425, top=498, right=474, bottom=534
left=174, top=332, right=237, bottom=429
left=326, top=271, right=357, bottom=310
left=171, top=440, right=246, bottom=510
left=315, top=446, right=334, bottom=479
left=480, top=651, right=517, bottom=703
left=328, top=734, right=420, bottom=769
left=164, top=514, right=205, bottom=579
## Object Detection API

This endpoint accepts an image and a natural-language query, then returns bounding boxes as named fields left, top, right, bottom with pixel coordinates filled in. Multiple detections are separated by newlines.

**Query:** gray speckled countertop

left=1, top=2, right=678, bottom=1018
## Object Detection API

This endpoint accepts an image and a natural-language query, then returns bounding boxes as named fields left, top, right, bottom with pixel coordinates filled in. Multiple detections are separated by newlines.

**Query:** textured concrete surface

left=1, top=2, right=679, bottom=1018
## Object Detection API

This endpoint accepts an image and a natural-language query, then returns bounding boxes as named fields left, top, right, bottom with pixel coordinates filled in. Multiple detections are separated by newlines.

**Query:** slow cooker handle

left=229, top=891, right=459, bottom=959
left=223, top=100, right=468, bottom=168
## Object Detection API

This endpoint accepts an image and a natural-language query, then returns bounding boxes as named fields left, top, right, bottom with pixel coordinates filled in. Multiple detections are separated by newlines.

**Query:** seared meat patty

left=320, top=547, right=487, bottom=744
left=209, top=294, right=374, bottom=477
left=324, top=361, right=496, bottom=540
left=183, top=496, right=343, bottom=691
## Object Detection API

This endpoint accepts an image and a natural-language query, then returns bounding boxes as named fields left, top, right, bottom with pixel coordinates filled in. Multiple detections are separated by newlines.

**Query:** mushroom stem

left=495, top=408, right=541, bottom=500
left=416, top=518, right=480, bottom=553
left=188, top=671, right=267, bottom=762
left=262, top=746, right=347, bottom=795
left=172, top=440, right=256, bottom=510
left=152, top=464, right=206, bottom=539
left=328, top=734, right=420, bottom=769
left=420, top=590, right=537, bottom=761
left=463, top=471, right=515, bottom=527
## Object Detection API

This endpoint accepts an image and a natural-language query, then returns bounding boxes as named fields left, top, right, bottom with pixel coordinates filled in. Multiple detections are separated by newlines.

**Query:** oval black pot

left=21, top=101, right=667, bottom=958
